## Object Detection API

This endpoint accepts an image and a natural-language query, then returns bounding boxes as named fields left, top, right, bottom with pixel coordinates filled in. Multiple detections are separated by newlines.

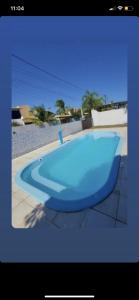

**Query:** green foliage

left=72, top=110, right=81, bottom=120
left=45, top=110, right=55, bottom=122
left=65, top=106, right=81, bottom=120
left=32, top=118, right=44, bottom=127
left=12, top=122, right=21, bottom=126
left=31, top=105, right=55, bottom=125
left=110, top=101, right=114, bottom=109
left=82, top=91, right=104, bottom=114
left=49, top=119, right=59, bottom=126
left=32, top=105, right=46, bottom=122
left=55, top=99, right=65, bottom=114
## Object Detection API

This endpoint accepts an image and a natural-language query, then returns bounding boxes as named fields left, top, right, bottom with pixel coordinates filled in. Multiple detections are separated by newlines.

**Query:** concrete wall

left=91, top=107, right=127, bottom=127
left=12, top=121, right=82, bottom=158
left=12, top=118, right=24, bottom=126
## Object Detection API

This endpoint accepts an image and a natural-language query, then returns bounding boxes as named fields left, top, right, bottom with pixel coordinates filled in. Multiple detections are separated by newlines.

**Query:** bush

left=32, top=119, right=45, bottom=127
left=12, top=122, right=21, bottom=127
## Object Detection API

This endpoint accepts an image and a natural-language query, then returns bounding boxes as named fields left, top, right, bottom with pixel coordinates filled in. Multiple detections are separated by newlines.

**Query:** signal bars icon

left=109, top=6, right=116, bottom=11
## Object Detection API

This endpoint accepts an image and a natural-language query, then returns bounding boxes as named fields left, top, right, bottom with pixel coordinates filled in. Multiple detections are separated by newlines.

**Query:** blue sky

left=10, top=16, right=133, bottom=112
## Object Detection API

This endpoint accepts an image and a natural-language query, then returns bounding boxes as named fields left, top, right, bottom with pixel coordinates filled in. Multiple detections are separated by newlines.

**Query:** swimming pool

left=16, top=131, right=122, bottom=212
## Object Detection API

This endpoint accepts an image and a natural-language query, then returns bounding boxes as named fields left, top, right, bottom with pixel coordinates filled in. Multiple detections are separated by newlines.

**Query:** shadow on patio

left=24, top=155, right=127, bottom=229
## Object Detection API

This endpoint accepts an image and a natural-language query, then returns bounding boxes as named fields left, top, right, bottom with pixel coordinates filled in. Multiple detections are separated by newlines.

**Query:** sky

left=9, top=16, right=133, bottom=112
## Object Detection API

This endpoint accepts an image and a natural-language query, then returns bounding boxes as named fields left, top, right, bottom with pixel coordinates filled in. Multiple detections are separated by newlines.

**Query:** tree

left=65, top=106, right=73, bottom=115
left=31, top=105, right=55, bottom=125
left=45, top=110, right=55, bottom=122
left=32, top=104, right=46, bottom=122
left=82, top=91, right=104, bottom=115
left=55, top=99, right=65, bottom=114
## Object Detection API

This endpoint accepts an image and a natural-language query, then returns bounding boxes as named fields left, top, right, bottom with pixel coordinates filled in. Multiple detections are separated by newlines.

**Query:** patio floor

left=12, top=126, right=127, bottom=228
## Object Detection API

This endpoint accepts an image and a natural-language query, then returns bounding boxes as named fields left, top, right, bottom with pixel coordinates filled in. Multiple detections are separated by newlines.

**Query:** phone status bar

left=0, top=2, right=138, bottom=16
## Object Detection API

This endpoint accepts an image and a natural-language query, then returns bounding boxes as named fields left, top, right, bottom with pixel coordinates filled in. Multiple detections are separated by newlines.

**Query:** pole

left=104, top=95, right=107, bottom=105
left=81, top=107, right=84, bottom=118
left=58, top=117, right=63, bottom=144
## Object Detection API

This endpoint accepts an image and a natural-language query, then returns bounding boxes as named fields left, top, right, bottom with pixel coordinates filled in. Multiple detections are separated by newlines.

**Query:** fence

left=12, top=120, right=82, bottom=158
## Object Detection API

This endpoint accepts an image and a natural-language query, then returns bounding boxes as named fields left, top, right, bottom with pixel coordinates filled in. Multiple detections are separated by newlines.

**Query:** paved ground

left=12, top=126, right=127, bottom=228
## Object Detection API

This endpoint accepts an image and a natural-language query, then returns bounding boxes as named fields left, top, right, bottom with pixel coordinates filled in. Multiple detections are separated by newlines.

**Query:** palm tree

left=55, top=99, right=65, bottom=115
left=82, top=91, right=104, bottom=115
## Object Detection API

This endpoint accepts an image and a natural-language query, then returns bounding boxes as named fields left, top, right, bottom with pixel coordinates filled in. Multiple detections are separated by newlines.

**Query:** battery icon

left=124, top=6, right=134, bottom=11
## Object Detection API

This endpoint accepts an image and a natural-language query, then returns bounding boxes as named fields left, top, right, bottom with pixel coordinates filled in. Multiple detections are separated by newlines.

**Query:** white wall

left=91, top=107, right=127, bottom=127
left=12, top=119, right=25, bottom=126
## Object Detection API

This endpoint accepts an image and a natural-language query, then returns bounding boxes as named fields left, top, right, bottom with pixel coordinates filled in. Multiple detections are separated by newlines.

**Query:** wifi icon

left=117, top=6, right=123, bottom=10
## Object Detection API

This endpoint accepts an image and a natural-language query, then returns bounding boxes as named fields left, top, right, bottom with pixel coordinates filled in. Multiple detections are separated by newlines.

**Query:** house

left=12, top=105, right=36, bottom=125
left=12, top=107, right=24, bottom=125
left=54, top=114, right=73, bottom=124
left=97, top=101, right=127, bottom=111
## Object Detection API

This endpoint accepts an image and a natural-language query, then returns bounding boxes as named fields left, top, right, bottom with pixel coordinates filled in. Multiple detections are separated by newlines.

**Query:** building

left=97, top=101, right=127, bottom=111
left=12, top=105, right=36, bottom=125
left=54, top=114, right=73, bottom=123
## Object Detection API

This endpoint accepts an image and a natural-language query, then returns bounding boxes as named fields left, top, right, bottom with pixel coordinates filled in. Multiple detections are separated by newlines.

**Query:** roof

left=12, top=105, right=37, bottom=123
left=55, top=114, right=72, bottom=119
left=19, top=105, right=34, bottom=119
left=96, top=101, right=127, bottom=111
left=104, top=101, right=127, bottom=107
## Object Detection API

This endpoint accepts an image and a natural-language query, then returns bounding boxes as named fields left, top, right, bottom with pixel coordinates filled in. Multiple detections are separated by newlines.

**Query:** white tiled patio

left=12, top=126, right=127, bottom=228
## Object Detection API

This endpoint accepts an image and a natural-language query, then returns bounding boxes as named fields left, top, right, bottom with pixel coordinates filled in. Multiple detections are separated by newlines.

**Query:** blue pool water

left=16, top=131, right=122, bottom=212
